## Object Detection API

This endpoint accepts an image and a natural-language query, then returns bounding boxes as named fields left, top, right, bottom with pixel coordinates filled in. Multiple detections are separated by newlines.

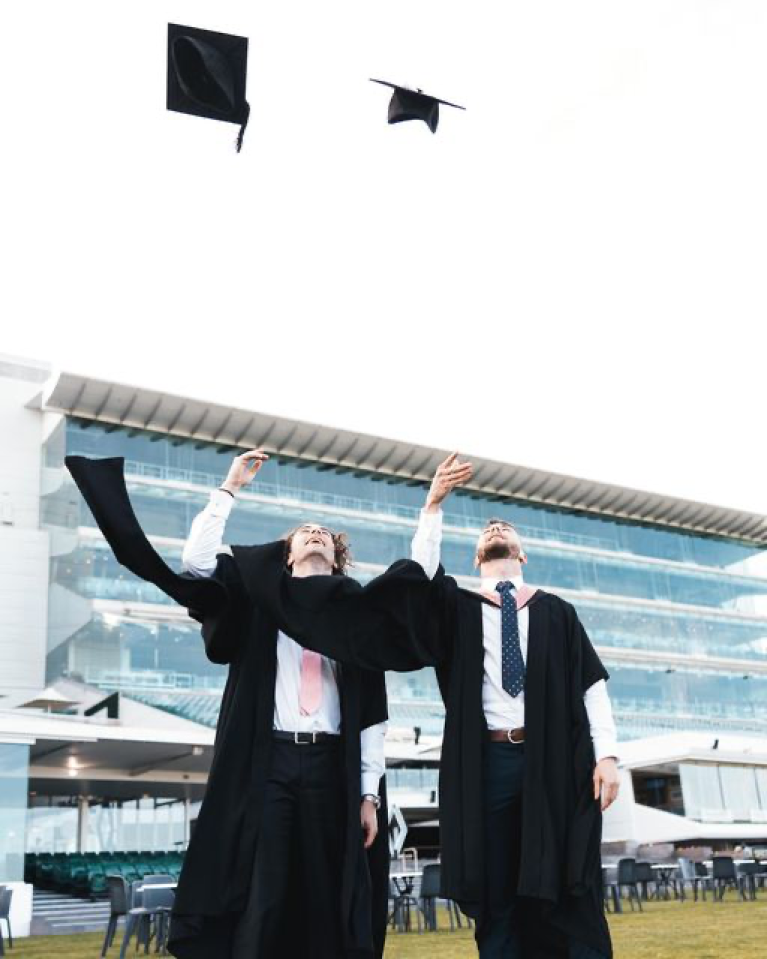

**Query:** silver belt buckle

left=294, top=731, right=309, bottom=745
left=506, top=729, right=523, bottom=744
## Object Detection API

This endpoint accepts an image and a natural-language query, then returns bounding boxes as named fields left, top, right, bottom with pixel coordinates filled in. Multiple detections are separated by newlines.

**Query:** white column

left=77, top=797, right=90, bottom=853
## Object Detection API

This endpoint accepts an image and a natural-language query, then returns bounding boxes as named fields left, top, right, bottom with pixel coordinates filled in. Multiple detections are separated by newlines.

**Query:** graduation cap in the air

left=167, top=23, right=250, bottom=152
left=370, top=79, right=466, bottom=133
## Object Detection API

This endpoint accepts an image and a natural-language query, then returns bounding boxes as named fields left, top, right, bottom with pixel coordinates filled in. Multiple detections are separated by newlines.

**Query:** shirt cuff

left=361, top=772, right=382, bottom=798
left=209, top=488, right=235, bottom=519
left=593, top=740, right=620, bottom=764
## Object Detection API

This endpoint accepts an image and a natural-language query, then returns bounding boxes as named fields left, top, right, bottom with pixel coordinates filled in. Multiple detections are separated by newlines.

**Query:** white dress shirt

left=182, top=488, right=386, bottom=797
left=411, top=509, right=619, bottom=762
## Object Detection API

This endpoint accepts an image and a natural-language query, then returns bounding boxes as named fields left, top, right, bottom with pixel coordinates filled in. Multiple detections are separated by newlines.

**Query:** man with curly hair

left=65, top=449, right=396, bottom=959
left=178, top=448, right=388, bottom=958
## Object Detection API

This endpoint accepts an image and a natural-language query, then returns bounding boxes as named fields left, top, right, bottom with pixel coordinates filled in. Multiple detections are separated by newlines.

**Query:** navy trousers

left=476, top=741, right=527, bottom=959
left=476, top=741, right=605, bottom=959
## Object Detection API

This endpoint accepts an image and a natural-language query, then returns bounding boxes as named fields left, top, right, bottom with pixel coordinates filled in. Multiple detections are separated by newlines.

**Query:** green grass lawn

left=9, top=899, right=766, bottom=958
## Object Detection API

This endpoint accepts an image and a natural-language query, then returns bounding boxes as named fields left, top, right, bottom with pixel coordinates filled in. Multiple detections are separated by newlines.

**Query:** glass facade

left=25, top=797, right=191, bottom=855
left=0, top=744, right=30, bottom=881
left=40, top=417, right=767, bottom=744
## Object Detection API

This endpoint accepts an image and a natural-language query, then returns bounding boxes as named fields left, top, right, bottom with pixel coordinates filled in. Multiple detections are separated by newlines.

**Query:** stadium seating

left=24, top=851, right=186, bottom=898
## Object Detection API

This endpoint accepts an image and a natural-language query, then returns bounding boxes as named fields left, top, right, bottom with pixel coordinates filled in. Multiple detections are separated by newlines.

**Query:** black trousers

left=231, top=738, right=346, bottom=959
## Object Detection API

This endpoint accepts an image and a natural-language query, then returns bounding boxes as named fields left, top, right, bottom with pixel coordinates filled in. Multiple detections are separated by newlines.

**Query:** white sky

left=3, top=1, right=766, bottom=515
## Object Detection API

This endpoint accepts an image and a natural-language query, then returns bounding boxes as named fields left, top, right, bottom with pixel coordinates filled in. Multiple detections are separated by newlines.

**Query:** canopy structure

left=40, top=371, right=767, bottom=544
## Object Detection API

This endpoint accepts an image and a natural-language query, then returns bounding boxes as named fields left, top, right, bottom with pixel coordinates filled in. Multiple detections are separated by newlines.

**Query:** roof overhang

left=42, top=370, right=767, bottom=544
left=618, top=732, right=767, bottom=770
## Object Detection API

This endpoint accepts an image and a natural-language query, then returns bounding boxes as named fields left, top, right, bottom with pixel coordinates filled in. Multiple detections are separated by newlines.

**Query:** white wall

left=4, top=881, right=33, bottom=938
left=0, top=362, right=51, bottom=698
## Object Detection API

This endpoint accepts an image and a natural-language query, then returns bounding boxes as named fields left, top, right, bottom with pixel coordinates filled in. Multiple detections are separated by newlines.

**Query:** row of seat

left=25, top=851, right=185, bottom=899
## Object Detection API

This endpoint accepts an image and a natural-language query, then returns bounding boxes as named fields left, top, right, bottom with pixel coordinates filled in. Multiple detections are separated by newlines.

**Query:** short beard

left=478, top=541, right=521, bottom=564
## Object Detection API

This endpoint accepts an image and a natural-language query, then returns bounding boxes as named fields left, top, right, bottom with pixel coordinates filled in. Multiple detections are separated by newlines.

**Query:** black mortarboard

left=369, top=79, right=466, bottom=133
left=167, top=23, right=250, bottom=152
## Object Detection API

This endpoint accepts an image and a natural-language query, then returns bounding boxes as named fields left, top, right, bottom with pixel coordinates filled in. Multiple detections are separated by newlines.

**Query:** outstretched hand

left=221, top=449, right=269, bottom=495
left=425, top=452, right=473, bottom=513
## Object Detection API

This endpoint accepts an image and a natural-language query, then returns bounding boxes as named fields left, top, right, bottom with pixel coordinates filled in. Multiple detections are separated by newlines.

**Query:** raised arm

left=411, top=452, right=473, bottom=578
left=183, top=449, right=269, bottom=576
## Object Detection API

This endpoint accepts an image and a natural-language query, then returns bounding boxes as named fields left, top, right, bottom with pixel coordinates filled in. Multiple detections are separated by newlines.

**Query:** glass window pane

left=680, top=763, right=725, bottom=820
left=0, top=745, right=30, bottom=881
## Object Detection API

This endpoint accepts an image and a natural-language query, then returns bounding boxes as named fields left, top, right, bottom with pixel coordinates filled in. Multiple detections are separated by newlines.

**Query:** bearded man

left=270, top=453, right=620, bottom=959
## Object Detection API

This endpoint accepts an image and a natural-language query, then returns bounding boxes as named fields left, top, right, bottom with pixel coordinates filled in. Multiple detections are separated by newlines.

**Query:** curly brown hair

left=282, top=524, right=353, bottom=576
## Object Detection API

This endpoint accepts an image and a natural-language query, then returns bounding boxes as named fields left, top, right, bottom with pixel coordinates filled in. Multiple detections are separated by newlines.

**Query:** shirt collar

left=479, top=573, right=525, bottom=594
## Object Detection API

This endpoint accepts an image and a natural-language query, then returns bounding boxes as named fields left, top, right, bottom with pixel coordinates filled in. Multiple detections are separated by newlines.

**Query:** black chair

left=0, top=887, right=12, bottom=952
left=634, top=862, right=655, bottom=900
left=736, top=862, right=761, bottom=901
left=651, top=862, right=681, bottom=900
left=419, top=864, right=442, bottom=931
left=101, top=875, right=129, bottom=956
left=677, top=858, right=708, bottom=901
left=616, top=858, right=643, bottom=911
left=601, top=866, right=622, bottom=914
left=418, top=863, right=465, bottom=931
left=119, top=876, right=176, bottom=956
left=712, top=856, right=746, bottom=902
left=387, top=876, right=422, bottom=933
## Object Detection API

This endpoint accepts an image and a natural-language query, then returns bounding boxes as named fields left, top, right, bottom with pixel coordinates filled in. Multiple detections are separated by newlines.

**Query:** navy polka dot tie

left=495, top=581, right=525, bottom=697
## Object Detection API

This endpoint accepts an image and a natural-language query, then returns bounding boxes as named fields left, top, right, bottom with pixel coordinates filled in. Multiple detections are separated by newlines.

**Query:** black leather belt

left=273, top=731, right=340, bottom=745
left=487, top=727, right=525, bottom=743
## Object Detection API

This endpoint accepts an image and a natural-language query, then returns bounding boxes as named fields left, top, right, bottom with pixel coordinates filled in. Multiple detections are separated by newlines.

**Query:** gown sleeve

left=65, top=455, right=247, bottom=665
left=249, top=557, right=452, bottom=672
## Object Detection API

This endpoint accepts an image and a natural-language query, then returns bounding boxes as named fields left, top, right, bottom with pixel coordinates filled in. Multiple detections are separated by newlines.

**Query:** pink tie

left=299, top=648, right=324, bottom=716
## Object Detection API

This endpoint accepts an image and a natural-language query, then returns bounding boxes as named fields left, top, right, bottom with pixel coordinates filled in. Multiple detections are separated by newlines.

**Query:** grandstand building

left=2, top=354, right=767, bottom=934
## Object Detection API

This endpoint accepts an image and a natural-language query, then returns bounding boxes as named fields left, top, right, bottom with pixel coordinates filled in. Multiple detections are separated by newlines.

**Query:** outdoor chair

left=677, top=857, right=709, bottom=901
left=119, top=876, right=176, bottom=956
left=419, top=863, right=442, bottom=931
left=694, top=862, right=716, bottom=901
left=736, top=862, right=761, bottom=901
left=601, top=866, right=622, bottom=913
left=101, top=875, right=129, bottom=957
left=634, top=862, right=656, bottom=900
left=0, top=887, right=12, bottom=952
left=388, top=878, right=422, bottom=934
left=417, top=863, right=465, bottom=931
left=651, top=861, right=682, bottom=900
left=712, top=856, right=746, bottom=902
left=616, top=858, right=643, bottom=911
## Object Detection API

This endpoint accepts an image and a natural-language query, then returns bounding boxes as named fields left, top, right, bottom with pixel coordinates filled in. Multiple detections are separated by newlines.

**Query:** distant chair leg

left=119, top=914, right=137, bottom=959
left=102, top=916, right=115, bottom=957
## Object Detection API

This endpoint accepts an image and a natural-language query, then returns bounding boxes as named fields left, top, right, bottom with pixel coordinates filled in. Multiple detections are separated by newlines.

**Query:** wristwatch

left=362, top=793, right=381, bottom=809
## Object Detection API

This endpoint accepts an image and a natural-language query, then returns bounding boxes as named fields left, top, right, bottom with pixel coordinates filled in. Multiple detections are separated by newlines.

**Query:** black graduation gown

left=64, top=456, right=399, bottom=959
left=249, top=570, right=613, bottom=958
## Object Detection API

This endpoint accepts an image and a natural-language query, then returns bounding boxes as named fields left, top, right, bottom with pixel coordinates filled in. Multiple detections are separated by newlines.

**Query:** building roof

left=40, top=370, right=767, bottom=544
